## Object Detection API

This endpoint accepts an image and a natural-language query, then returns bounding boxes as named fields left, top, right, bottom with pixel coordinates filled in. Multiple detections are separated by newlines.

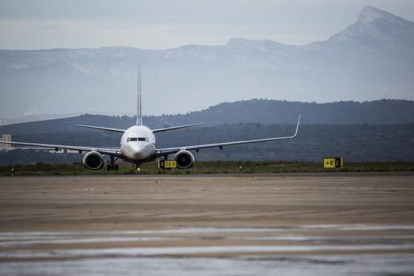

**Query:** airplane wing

left=155, top=115, right=301, bottom=157
left=0, top=141, right=122, bottom=157
left=77, top=125, right=126, bottom=133
left=153, top=123, right=203, bottom=133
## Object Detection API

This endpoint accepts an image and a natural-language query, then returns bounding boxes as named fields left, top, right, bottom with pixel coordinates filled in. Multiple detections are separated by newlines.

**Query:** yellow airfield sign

left=158, top=160, right=177, bottom=169
left=323, top=157, right=344, bottom=170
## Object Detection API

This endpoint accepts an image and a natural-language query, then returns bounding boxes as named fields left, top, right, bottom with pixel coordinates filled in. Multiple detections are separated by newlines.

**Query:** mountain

left=0, top=6, right=413, bottom=118
left=328, top=6, right=414, bottom=53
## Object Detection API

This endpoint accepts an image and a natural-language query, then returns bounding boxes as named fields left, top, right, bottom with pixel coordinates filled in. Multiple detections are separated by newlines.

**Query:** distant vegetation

left=1, top=161, right=413, bottom=176
left=165, top=99, right=414, bottom=126
left=1, top=122, right=413, bottom=164
left=1, top=100, right=414, bottom=132
left=1, top=99, right=414, bottom=164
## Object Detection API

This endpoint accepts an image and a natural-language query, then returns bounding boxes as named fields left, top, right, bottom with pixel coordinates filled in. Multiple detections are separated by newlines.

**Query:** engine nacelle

left=83, top=151, right=104, bottom=170
left=174, top=150, right=195, bottom=169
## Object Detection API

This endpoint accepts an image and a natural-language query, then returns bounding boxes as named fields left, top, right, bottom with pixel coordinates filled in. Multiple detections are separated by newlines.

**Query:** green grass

left=0, top=161, right=413, bottom=176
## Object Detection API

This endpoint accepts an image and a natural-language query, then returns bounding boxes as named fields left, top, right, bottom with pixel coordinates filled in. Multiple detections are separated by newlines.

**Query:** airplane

left=0, top=66, right=301, bottom=171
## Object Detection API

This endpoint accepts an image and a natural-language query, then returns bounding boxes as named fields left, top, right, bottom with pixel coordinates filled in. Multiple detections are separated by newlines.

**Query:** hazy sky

left=1, top=0, right=414, bottom=50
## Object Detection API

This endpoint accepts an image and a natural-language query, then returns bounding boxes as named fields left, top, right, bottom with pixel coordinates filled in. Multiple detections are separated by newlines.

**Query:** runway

left=1, top=174, right=414, bottom=275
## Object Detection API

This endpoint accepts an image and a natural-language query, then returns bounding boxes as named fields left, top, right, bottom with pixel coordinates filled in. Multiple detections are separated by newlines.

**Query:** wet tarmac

left=1, top=175, right=414, bottom=275
left=1, top=225, right=414, bottom=275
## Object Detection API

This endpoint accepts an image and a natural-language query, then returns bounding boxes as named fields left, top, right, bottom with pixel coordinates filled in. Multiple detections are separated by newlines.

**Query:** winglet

left=293, top=114, right=301, bottom=138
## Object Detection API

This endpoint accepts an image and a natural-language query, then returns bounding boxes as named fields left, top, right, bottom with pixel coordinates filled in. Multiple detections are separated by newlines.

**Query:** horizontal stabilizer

left=77, top=125, right=126, bottom=133
left=152, top=123, right=203, bottom=133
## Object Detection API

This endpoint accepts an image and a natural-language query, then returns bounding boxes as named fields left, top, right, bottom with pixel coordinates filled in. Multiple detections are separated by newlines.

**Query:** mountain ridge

left=0, top=6, right=413, bottom=118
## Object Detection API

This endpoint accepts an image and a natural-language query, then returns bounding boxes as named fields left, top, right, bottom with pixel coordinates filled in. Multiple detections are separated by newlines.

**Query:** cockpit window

left=127, top=137, right=148, bottom=142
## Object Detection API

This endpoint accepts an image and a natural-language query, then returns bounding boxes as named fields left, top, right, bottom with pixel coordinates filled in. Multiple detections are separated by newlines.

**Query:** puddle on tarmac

left=1, top=225, right=414, bottom=275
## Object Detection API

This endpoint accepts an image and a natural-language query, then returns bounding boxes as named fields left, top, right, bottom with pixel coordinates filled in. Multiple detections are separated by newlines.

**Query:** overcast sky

left=1, top=0, right=414, bottom=50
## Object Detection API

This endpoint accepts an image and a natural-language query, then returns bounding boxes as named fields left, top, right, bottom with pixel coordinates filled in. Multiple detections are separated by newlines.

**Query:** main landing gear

left=107, top=156, right=119, bottom=171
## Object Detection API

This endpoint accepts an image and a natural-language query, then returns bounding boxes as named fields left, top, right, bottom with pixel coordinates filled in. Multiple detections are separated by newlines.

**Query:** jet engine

left=83, top=151, right=104, bottom=170
left=174, top=150, right=195, bottom=169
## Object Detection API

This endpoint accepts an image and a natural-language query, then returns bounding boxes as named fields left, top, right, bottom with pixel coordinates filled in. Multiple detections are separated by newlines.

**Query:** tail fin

left=136, top=64, right=143, bottom=125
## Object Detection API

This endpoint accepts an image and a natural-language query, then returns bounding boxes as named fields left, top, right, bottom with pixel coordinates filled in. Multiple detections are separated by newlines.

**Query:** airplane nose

left=130, top=144, right=146, bottom=159
left=130, top=143, right=142, bottom=152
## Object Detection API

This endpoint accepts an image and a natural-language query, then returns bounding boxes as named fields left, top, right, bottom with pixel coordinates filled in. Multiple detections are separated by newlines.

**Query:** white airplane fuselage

left=120, top=125, right=156, bottom=161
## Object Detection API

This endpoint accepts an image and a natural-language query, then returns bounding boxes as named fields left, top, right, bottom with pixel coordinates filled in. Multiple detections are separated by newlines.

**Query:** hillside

left=1, top=99, right=414, bottom=164
left=0, top=99, right=413, bottom=135
left=163, top=99, right=414, bottom=126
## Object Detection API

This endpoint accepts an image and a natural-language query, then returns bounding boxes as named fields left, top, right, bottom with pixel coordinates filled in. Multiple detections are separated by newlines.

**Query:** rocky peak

left=328, top=6, right=414, bottom=50
left=357, top=5, right=393, bottom=24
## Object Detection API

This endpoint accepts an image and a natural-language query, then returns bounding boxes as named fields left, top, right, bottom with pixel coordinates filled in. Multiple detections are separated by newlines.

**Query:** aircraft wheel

left=114, top=164, right=119, bottom=171
left=107, top=164, right=112, bottom=171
